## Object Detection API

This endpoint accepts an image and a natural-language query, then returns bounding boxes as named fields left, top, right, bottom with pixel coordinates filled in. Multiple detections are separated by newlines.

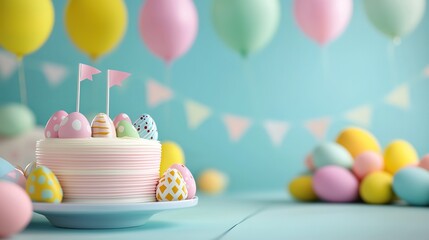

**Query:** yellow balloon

left=359, top=171, right=393, bottom=204
left=198, top=169, right=228, bottom=195
left=384, top=140, right=418, bottom=175
left=336, top=127, right=381, bottom=159
left=288, top=175, right=318, bottom=202
left=65, top=0, right=127, bottom=60
left=0, top=0, right=54, bottom=58
left=160, top=141, right=185, bottom=177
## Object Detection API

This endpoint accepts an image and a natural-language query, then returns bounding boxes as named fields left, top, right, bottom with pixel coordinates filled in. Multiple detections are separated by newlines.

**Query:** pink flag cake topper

left=76, top=63, right=101, bottom=112
left=79, top=63, right=101, bottom=81
left=108, top=70, right=131, bottom=88
left=106, top=69, right=131, bottom=116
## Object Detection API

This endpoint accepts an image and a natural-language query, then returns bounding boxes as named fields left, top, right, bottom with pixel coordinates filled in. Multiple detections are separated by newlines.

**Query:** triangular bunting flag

left=385, top=84, right=409, bottom=110
left=146, top=79, right=173, bottom=108
left=0, top=50, right=18, bottom=79
left=423, top=66, right=429, bottom=77
left=223, top=115, right=251, bottom=142
left=263, top=120, right=289, bottom=147
left=305, top=117, right=331, bottom=140
left=184, top=100, right=212, bottom=129
left=42, top=63, right=68, bottom=86
left=344, top=105, right=372, bottom=127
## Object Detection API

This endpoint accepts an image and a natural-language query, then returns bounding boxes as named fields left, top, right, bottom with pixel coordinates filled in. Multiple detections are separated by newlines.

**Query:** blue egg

left=133, top=114, right=158, bottom=140
left=0, top=157, right=14, bottom=177
left=313, top=142, right=353, bottom=169
left=393, top=167, right=429, bottom=206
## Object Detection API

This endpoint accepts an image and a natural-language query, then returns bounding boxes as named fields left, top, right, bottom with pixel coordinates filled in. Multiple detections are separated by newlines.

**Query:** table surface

left=13, top=192, right=429, bottom=240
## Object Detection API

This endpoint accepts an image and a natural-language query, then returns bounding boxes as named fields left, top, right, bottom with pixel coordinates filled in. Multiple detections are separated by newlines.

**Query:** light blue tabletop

left=14, top=192, right=429, bottom=240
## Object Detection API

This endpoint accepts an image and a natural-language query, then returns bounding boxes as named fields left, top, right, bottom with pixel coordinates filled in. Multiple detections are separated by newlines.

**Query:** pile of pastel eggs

left=289, top=127, right=429, bottom=206
left=44, top=111, right=158, bottom=140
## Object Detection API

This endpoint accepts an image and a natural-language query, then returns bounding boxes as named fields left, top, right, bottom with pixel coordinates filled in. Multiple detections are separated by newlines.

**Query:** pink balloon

left=293, top=0, right=353, bottom=45
left=139, top=0, right=198, bottom=63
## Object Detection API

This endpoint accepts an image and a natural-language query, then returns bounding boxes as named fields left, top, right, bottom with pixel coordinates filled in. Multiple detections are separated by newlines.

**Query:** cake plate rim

left=32, top=197, right=198, bottom=229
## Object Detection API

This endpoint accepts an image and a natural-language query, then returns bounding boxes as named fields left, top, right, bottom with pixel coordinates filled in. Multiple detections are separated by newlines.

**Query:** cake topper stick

left=107, top=70, right=131, bottom=116
left=77, top=63, right=101, bottom=112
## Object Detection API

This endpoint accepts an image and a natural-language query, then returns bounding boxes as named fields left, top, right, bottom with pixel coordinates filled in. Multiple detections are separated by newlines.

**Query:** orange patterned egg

left=91, top=113, right=116, bottom=138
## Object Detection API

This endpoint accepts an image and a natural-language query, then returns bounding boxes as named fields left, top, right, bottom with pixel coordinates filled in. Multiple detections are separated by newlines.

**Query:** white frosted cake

left=36, top=138, right=161, bottom=203
left=34, top=110, right=162, bottom=204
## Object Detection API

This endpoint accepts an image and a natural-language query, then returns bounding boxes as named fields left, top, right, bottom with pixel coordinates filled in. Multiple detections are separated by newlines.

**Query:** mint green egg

left=116, top=120, right=139, bottom=138
left=0, top=103, right=35, bottom=137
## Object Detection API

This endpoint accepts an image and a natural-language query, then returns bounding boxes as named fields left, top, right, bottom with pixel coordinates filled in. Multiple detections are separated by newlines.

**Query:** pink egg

left=44, top=110, right=68, bottom=138
left=419, top=154, right=429, bottom=171
left=1, top=169, right=26, bottom=189
left=0, top=181, right=32, bottom=238
left=91, top=113, right=116, bottom=138
left=58, top=112, right=91, bottom=138
left=352, top=151, right=383, bottom=180
left=304, top=154, right=315, bottom=171
left=170, top=164, right=196, bottom=199
left=113, top=113, right=132, bottom=128
left=313, top=166, right=359, bottom=202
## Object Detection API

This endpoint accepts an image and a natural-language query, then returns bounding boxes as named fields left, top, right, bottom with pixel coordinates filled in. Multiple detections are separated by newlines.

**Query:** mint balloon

left=364, top=0, right=425, bottom=40
left=212, top=0, right=280, bottom=57
left=0, top=103, right=35, bottom=137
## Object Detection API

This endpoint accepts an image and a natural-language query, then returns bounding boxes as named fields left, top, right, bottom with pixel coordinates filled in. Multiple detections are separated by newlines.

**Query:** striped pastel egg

left=25, top=166, right=63, bottom=203
left=91, top=113, right=116, bottom=138
left=133, top=114, right=158, bottom=140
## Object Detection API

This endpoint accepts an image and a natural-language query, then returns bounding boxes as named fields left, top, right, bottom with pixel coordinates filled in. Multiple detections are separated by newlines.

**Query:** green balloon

left=0, top=103, right=35, bottom=137
left=364, top=0, right=425, bottom=40
left=212, top=0, right=280, bottom=56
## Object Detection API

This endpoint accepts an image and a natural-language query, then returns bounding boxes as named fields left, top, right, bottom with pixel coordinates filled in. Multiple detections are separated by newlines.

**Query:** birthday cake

left=35, top=112, right=161, bottom=203
left=25, top=64, right=195, bottom=204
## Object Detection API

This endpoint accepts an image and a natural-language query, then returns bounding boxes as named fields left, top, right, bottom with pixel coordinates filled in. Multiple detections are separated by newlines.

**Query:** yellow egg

left=384, top=140, right=418, bottom=175
left=359, top=171, right=393, bottom=204
left=25, top=166, right=63, bottom=203
left=336, top=127, right=381, bottom=159
left=288, top=175, right=318, bottom=202
left=197, top=169, right=227, bottom=195
left=160, top=141, right=185, bottom=177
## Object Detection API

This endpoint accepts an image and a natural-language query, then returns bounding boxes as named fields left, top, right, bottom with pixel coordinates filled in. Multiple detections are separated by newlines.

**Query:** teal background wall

left=1, top=1, right=429, bottom=191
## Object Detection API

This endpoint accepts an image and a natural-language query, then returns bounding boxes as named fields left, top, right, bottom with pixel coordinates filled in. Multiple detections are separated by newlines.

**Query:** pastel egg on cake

left=58, top=112, right=91, bottom=138
left=44, top=110, right=68, bottom=138
left=91, top=113, right=116, bottom=138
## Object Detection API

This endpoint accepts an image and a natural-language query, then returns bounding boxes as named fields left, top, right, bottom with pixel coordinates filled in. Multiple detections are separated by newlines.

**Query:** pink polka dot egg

left=58, top=112, right=91, bottom=138
left=0, top=181, right=32, bottom=238
left=170, top=164, right=196, bottom=199
left=45, top=110, right=68, bottom=138
left=113, top=113, right=132, bottom=128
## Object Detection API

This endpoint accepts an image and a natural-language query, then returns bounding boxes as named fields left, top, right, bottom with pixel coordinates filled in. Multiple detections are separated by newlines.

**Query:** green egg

left=116, top=120, right=139, bottom=138
left=0, top=103, right=35, bottom=137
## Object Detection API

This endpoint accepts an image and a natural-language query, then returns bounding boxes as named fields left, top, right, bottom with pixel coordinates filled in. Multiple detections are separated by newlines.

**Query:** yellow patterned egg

left=156, top=168, right=188, bottom=201
left=91, top=113, right=116, bottom=138
left=25, top=166, right=63, bottom=203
